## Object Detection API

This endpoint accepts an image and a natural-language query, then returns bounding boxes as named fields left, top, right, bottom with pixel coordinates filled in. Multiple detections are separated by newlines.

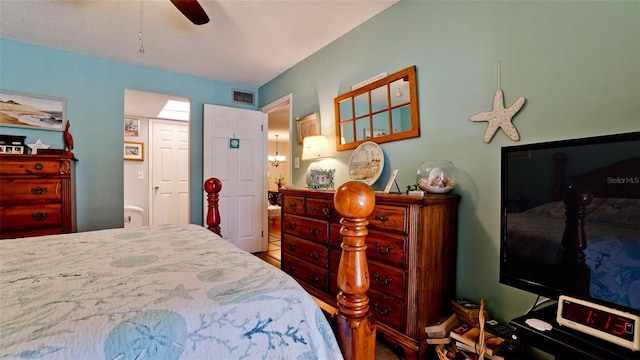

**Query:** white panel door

left=150, top=119, right=190, bottom=225
left=203, top=104, right=267, bottom=252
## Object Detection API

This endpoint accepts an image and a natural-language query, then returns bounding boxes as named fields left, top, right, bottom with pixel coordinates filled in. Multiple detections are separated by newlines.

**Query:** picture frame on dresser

left=310, top=169, right=335, bottom=189
left=0, top=145, right=24, bottom=154
left=0, top=90, right=66, bottom=131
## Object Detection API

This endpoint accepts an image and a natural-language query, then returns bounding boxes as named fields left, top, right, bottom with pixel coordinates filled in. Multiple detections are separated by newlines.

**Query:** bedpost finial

left=334, top=181, right=375, bottom=218
left=204, top=177, right=222, bottom=194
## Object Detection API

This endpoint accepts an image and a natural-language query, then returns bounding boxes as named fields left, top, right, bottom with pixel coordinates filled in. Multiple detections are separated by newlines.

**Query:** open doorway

left=123, top=89, right=190, bottom=227
left=261, top=94, right=292, bottom=262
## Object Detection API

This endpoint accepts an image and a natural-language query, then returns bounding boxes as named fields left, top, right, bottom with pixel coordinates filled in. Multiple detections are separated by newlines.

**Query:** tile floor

left=255, top=221, right=402, bottom=360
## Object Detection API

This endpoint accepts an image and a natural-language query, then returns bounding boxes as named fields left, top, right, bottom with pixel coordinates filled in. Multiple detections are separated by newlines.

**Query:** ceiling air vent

left=232, top=89, right=255, bottom=106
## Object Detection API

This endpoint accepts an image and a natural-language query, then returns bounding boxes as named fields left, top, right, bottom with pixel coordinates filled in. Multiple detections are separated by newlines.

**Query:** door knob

left=154, top=186, right=159, bottom=190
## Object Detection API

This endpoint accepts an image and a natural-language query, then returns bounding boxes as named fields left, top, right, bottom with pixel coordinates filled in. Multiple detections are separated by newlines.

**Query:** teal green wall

left=0, top=39, right=257, bottom=231
left=258, top=1, right=640, bottom=326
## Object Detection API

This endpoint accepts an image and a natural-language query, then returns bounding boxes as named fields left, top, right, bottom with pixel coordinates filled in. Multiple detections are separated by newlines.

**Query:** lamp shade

left=301, top=135, right=330, bottom=160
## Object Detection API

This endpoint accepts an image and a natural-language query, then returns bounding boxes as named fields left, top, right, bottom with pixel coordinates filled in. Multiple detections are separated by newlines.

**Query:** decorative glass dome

left=416, top=160, right=458, bottom=194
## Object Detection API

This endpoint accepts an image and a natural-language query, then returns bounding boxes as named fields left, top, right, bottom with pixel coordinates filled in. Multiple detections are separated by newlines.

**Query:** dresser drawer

left=283, top=214, right=329, bottom=245
left=0, top=158, right=67, bottom=176
left=305, top=198, right=335, bottom=219
left=329, top=228, right=407, bottom=269
left=369, top=289, right=406, bottom=332
left=282, top=253, right=329, bottom=292
left=367, top=205, right=407, bottom=233
left=282, top=196, right=305, bottom=215
left=330, top=248, right=341, bottom=274
left=0, top=178, right=63, bottom=202
left=368, top=261, right=405, bottom=298
left=282, top=235, right=329, bottom=268
left=0, top=227, right=63, bottom=240
left=0, top=204, right=63, bottom=230
left=366, top=230, right=407, bottom=267
left=328, top=253, right=405, bottom=299
left=329, top=223, right=342, bottom=248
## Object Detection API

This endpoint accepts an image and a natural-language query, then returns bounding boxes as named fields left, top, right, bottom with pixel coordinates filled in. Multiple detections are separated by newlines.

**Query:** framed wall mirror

left=334, top=66, right=419, bottom=151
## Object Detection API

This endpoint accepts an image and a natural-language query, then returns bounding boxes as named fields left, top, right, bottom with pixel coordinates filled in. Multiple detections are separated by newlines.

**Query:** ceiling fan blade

left=170, top=0, right=210, bottom=25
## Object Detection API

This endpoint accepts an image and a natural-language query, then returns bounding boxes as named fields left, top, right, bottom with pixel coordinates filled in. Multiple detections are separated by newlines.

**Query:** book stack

left=452, top=298, right=490, bottom=327
left=425, top=313, right=458, bottom=339
left=449, top=323, right=506, bottom=359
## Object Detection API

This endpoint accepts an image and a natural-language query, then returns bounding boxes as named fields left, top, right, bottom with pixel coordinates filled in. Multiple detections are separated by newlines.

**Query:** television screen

left=500, top=132, right=640, bottom=315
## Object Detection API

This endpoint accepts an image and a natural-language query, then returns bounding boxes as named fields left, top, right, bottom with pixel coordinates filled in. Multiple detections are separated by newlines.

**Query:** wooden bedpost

left=551, top=152, right=566, bottom=200
left=204, top=178, right=222, bottom=236
left=561, top=185, right=593, bottom=296
left=333, top=181, right=376, bottom=360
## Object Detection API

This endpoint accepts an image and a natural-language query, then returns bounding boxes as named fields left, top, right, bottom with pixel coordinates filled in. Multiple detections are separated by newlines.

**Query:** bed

left=505, top=155, right=640, bottom=309
left=1, top=178, right=378, bottom=359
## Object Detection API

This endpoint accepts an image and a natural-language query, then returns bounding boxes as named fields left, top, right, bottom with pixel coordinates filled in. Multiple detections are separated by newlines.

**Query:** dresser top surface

left=279, top=187, right=460, bottom=206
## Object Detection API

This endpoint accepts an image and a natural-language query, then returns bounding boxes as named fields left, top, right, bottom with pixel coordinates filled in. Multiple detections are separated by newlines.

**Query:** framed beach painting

left=0, top=90, right=66, bottom=131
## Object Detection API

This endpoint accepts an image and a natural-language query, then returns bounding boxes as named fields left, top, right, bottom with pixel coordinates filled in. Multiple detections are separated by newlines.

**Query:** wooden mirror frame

left=334, top=66, right=419, bottom=151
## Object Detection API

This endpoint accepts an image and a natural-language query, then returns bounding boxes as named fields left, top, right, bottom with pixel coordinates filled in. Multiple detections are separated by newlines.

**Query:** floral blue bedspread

left=0, top=224, right=342, bottom=360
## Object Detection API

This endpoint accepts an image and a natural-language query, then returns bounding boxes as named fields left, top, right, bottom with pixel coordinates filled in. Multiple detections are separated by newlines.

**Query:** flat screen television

left=500, top=131, right=640, bottom=316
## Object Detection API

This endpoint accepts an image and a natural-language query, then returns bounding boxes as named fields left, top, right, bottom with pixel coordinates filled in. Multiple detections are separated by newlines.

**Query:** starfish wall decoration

left=469, top=61, right=526, bottom=143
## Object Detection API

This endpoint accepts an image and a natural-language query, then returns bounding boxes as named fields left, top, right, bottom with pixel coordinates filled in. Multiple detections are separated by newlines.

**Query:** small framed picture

left=384, top=169, right=399, bottom=193
left=310, top=169, right=335, bottom=190
left=124, top=141, right=144, bottom=161
left=296, top=112, right=320, bottom=144
left=124, top=117, right=140, bottom=136
left=0, top=145, right=24, bottom=154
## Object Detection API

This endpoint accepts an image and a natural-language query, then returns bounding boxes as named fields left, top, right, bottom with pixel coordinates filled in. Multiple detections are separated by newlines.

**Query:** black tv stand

left=510, top=302, right=639, bottom=360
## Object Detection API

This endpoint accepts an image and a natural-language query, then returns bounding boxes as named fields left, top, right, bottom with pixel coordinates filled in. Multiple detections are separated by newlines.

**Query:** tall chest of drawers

left=279, top=188, right=460, bottom=360
left=0, top=154, right=76, bottom=239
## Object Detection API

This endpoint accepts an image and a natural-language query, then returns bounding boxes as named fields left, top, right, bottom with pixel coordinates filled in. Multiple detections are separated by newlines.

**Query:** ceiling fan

left=170, top=0, right=210, bottom=25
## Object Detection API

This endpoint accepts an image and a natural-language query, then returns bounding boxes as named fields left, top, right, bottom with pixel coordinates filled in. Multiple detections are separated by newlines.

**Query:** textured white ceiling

left=0, top=0, right=398, bottom=87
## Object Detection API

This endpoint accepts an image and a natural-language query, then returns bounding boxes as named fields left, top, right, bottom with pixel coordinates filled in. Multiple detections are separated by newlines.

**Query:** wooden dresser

left=0, top=154, right=76, bottom=239
left=279, top=188, right=460, bottom=360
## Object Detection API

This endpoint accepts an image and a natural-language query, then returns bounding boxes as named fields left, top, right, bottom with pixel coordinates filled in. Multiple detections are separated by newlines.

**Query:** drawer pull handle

left=288, top=203, right=297, bottom=209
left=309, top=206, right=318, bottom=211
left=372, top=301, right=391, bottom=316
left=31, top=186, right=48, bottom=195
left=373, top=272, right=392, bottom=286
left=32, top=212, right=49, bottom=221
left=309, top=251, right=321, bottom=260
left=290, top=265, right=297, bottom=271
left=322, top=207, right=335, bottom=218
left=287, top=243, right=297, bottom=251
left=375, top=215, right=389, bottom=222
left=309, top=227, right=320, bottom=237
left=34, top=163, right=43, bottom=171
left=308, top=273, right=320, bottom=282
left=288, top=222, right=297, bottom=230
left=374, top=242, right=393, bottom=254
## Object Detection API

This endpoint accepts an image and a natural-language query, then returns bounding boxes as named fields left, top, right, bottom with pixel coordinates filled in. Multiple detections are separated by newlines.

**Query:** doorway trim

left=261, top=93, right=293, bottom=184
